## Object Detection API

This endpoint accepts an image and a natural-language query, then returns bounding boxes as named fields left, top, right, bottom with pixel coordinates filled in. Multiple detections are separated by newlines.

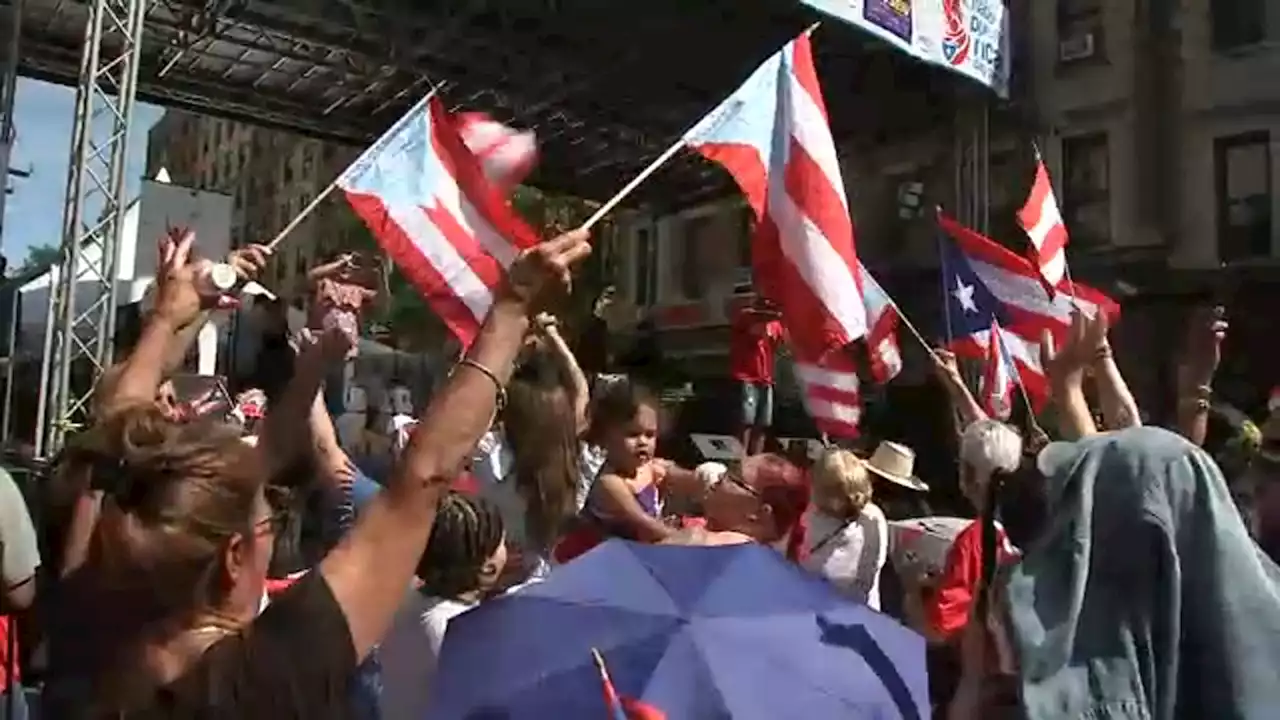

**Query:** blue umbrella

left=428, top=540, right=928, bottom=719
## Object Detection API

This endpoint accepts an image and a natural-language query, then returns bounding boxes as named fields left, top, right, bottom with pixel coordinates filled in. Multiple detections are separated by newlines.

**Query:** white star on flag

left=952, top=277, right=977, bottom=314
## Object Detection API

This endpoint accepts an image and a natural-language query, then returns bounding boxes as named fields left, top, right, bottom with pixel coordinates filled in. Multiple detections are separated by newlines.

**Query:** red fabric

left=620, top=697, right=668, bottom=720
left=729, top=311, right=783, bottom=383
left=926, top=520, right=1018, bottom=641
left=553, top=524, right=607, bottom=564
left=265, top=575, right=304, bottom=599
left=452, top=472, right=480, bottom=496
left=0, top=616, right=18, bottom=691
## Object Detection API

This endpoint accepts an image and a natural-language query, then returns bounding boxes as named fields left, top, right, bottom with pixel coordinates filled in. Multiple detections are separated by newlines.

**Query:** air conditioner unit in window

left=1059, top=33, right=1096, bottom=62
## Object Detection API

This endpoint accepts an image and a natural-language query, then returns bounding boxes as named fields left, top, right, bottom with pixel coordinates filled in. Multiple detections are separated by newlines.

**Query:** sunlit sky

left=3, top=77, right=164, bottom=267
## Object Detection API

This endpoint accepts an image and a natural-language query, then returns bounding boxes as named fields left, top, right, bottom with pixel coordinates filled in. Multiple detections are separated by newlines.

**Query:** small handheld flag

left=591, top=648, right=666, bottom=720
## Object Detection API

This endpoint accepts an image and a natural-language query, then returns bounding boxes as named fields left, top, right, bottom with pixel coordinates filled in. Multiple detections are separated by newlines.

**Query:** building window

left=1060, top=133, right=1111, bottom=249
left=1215, top=131, right=1272, bottom=262
left=679, top=214, right=710, bottom=301
left=1056, top=0, right=1105, bottom=66
left=989, top=151, right=1022, bottom=245
left=1211, top=0, right=1265, bottom=52
left=634, top=226, right=657, bottom=307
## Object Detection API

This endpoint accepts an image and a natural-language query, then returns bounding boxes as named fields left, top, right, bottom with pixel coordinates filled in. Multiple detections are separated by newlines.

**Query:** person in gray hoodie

left=1001, top=425, right=1280, bottom=720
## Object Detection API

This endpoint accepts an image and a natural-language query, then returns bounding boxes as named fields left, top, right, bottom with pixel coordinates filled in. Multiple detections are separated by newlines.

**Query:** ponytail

left=976, top=467, right=1014, bottom=616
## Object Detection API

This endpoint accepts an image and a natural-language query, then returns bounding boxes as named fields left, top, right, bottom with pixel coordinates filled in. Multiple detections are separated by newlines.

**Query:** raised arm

left=931, top=348, right=986, bottom=430
left=317, top=230, right=591, bottom=660
left=1087, top=311, right=1141, bottom=430
left=98, top=233, right=269, bottom=414
left=535, top=313, right=591, bottom=435
left=1041, top=312, right=1098, bottom=441
left=156, top=243, right=272, bottom=374
left=256, top=327, right=348, bottom=478
left=1174, top=307, right=1226, bottom=447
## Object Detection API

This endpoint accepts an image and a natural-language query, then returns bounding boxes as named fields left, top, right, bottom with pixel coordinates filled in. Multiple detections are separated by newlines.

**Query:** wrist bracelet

left=1180, top=397, right=1210, bottom=412
left=1092, top=345, right=1113, bottom=361
left=454, top=358, right=508, bottom=413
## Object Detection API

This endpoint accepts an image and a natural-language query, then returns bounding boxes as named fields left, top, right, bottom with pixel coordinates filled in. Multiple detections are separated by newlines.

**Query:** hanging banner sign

left=801, top=0, right=1011, bottom=98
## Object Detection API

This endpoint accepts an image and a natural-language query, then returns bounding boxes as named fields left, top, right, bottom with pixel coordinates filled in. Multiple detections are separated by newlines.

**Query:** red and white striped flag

left=682, top=31, right=868, bottom=438
left=980, top=320, right=1015, bottom=420
left=457, top=113, right=538, bottom=190
left=336, top=95, right=539, bottom=347
left=1016, top=149, right=1069, bottom=293
left=859, top=263, right=902, bottom=384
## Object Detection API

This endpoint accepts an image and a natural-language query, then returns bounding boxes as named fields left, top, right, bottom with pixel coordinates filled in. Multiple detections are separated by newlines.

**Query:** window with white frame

left=1056, top=0, right=1105, bottom=67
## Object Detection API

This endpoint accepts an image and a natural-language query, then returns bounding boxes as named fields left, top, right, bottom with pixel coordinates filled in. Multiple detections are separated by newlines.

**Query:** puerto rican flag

left=939, top=217, right=1050, bottom=409
left=859, top=264, right=902, bottom=383
left=980, top=319, right=1016, bottom=420
left=336, top=95, right=539, bottom=347
left=938, top=211, right=1118, bottom=351
left=1016, top=148, right=1069, bottom=293
left=682, top=31, right=868, bottom=438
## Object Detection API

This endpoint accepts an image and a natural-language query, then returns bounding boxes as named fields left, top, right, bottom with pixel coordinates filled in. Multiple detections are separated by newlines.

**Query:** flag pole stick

left=576, top=139, right=689, bottom=233
left=265, top=87, right=441, bottom=252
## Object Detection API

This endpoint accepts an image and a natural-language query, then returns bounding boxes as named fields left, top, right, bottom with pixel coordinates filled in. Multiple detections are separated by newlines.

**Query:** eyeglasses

left=720, top=470, right=761, bottom=498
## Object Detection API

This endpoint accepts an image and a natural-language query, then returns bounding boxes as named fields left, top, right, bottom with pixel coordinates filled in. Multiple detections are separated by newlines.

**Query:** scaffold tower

left=33, top=0, right=148, bottom=457
left=0, top=0, right=26, bottom=445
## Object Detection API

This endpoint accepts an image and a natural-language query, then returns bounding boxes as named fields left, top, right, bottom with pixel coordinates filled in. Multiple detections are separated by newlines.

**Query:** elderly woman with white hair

left=903, top=418, right=1024, bottom=646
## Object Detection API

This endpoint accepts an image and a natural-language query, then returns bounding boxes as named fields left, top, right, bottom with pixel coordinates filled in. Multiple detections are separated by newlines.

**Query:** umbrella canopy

left=429, top=540, right=928, bottom=719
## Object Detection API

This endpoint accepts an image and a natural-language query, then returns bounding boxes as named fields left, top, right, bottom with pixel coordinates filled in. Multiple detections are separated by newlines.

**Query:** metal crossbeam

left=34, top=0, right=149, bottom=456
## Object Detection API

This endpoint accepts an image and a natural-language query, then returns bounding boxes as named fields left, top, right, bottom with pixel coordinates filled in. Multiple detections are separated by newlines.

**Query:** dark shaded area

left=21, top=0, right=964, bottom=208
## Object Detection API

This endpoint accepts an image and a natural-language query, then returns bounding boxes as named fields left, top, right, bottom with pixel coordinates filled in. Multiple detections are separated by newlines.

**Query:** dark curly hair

left=416, top=492, right=505, bottom=599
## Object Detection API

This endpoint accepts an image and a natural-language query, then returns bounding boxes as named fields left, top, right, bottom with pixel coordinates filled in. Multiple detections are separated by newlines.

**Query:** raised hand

left=931, top=347, right=963, bottom=387
left=500, top=229, right=592, bottom=311
left=1040, top=309, right=1105, bottom=388
left=534, top=312, right=560, bottom=334
left=227, top=243, right=272, bottom=285
left=152, top=227, right=205, bottom=328
left=1177, top=305, right=1227, bottom=390
left=295, top=326, right=355, bottom=365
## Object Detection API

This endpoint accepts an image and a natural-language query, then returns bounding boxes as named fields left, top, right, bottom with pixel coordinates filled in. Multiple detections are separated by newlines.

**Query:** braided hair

left=416, top=492, right=506, bottom=599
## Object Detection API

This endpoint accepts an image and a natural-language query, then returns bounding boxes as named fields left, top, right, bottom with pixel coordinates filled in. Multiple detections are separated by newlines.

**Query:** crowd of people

left=0, top=223, right=1275, bottom=720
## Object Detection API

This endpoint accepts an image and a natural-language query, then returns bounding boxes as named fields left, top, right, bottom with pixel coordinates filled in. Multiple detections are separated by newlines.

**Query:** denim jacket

left=1004, top=427, right=1280, bottom=720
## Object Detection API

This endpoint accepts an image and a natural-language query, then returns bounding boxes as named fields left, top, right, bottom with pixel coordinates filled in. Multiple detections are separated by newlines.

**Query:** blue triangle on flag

left=939, top=232, right=1009, bottom=340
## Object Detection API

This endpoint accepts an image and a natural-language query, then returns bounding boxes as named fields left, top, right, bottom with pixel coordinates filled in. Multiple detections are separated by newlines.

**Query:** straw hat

left=864, top=441, right=929, bottom=492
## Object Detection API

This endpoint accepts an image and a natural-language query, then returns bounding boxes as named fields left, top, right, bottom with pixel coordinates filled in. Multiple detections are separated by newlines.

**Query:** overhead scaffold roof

left=19, top=0, right=983, bottom=208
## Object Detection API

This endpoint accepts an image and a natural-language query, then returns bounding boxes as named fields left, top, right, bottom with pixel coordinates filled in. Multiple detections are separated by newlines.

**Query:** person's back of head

left=502, top=377, right=580, bottom=552
left=59, top=405, right=268, bottom=706
left=1009, top=426, right=1280, bottom=718
left=810, top=448, right=872, bottom=520
left=416, top=493, right=507, bottom=600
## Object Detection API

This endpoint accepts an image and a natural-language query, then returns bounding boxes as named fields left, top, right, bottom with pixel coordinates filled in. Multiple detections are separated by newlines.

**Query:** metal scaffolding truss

left=32, top=0, right=147, bottom=456
left=0, top=0, right=26, bottom=444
